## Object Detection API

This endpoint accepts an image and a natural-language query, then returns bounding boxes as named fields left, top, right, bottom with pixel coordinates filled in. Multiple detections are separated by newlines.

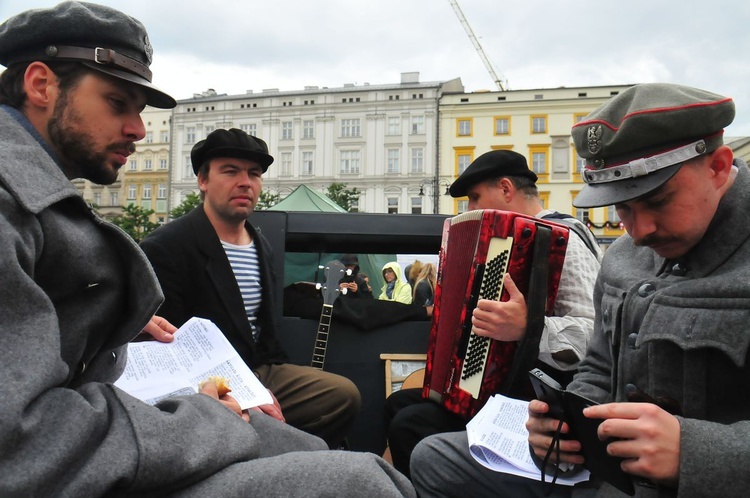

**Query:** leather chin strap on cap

left=583, top=139, right=708, bottom=184
left=41, top=45, right=153, bottom=81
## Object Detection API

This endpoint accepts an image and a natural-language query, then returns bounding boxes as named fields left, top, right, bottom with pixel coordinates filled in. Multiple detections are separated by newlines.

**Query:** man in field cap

left=0, top=2, right=414, bottom=497
left=518, top=83, right=750, bottom=497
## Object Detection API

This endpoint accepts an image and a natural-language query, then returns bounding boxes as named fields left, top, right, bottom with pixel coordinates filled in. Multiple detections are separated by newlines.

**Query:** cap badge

left=587, top=125, right=604, bottom=157
left=143, top=35, right=153, bottom=65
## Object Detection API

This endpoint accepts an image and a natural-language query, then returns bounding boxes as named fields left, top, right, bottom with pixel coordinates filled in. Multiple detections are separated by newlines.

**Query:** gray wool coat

left=0, top=106, right=415, bottom=498
left=568, top=159, right=750, bottom=498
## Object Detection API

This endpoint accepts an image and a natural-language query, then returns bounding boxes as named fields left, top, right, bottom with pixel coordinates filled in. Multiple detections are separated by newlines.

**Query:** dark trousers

left=384, top=388, right=466, bottom=479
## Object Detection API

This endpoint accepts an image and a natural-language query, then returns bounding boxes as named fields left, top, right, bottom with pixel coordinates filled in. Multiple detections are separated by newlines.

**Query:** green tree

left=169, top=191, right=201, bottom=219
left=326, top=182, right=360, bottom=212
left=110, top=204, right=160, bottom=242
left=256, top=190, right=280, bottom=210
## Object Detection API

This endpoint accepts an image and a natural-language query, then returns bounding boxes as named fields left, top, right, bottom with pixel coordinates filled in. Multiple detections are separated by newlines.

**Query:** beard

left=47, top=90, right=135, bottom=185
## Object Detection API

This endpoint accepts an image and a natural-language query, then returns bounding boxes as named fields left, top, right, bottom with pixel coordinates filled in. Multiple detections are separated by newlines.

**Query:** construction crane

left=448, top=0, right=506, bottom=91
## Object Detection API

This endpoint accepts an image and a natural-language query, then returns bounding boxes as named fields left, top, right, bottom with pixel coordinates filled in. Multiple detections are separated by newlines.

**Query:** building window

left=458, top=154, right=472, bottom=175
left=184, top=155, right=195, bottom=179
left=532, top=151, right=547, bottom=175
left=157, top=184, right=167, bottom=199
left=282, top=121, right=293, bottom=140
left=144, top=159, right=152, bottom=170
left=411, top=116, right=424, bottom=135
left=387, top=116, right=400, bottom=135
left=340, top=150, right=360, bottom=174
left=411, top=148, right=424, bottom=173
left=457, top=199, right=468, bottom=214
left=576, top=154, right=586, bottom=177
left=110, top=192, right=118, bottom=206
left=576, top=208, right=591, bottom=225
left=531, top=116, right=547, bottom=134
left=495, top=117, right=510, bottom=135
left=387, top=197, right=399, bottom=214
left=574, top=113, right=588, bottom=124
left=186, top=127, right=196, bottom=143
left=160, top=130, right=169, bottom=142
left=145, top=131, right=153, bottom=143
left=349, top=197, right=359, bottom=213
left=457, top=118, right=472, bottom=136
left=411, top=196, right=423, bottom=214
left=204, top=126, right=214, bottom=135
left=142, top=184, right=152, bottom=199
left=341, top=119, right=361, bottom=138
left=302, top=151, right=314, bottom=175
left=303, top=120, right=314, bottom=139
left=127, top=184, right=137, bottom=199
left=159, top=159, right=168, bottom=170
left=387, top=149, right=400, bottom=174
left=240, top=123, right=257, bottom=137
left=280, top=152, right=292, bottom=176
left=608, top=205, right=620, bottom=223
left=93, top=192, right=102, bottom=205
left=129, top=160, right=137, bottom=171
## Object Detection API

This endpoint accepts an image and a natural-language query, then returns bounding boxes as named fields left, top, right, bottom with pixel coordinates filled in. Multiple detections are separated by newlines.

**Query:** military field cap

left=0, top=1, right=176, bottom=109
left=572, top=83, right=735, bottom=208
left=449, top=149, right=537, bottom=197
left=191, top=128, right=275, bottom=174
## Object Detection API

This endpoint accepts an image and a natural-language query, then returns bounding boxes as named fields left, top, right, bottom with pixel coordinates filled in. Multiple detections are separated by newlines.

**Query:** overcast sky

left=3, top=0, right=749, bottom=135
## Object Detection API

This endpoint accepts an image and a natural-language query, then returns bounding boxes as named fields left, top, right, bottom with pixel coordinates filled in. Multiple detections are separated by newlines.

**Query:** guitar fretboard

left=311, top=304, right=334, bottom=370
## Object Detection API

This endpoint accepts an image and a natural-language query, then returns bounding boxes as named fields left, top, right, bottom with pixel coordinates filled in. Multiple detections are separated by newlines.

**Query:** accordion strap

left=501, top=223, right=552, bottom=396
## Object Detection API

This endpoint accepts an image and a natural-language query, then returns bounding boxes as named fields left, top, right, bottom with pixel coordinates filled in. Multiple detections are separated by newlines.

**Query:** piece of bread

left=199, top=376, right=232, bottom=397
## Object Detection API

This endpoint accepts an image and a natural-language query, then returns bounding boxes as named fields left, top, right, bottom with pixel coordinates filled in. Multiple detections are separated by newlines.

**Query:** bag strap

left=541, top=212, right=599, bottom=257
left=501, top=224, right=551, bottom=397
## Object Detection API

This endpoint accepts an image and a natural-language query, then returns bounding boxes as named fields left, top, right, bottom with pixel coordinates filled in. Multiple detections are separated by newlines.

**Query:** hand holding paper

left=115, top=317, right=273, bottom=410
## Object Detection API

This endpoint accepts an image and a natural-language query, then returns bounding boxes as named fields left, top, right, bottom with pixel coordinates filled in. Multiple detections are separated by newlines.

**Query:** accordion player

left=422, top=209, right=569, bottom=419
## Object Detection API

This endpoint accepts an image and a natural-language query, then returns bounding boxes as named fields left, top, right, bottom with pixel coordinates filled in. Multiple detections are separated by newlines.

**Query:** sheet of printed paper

left=115, top=317, right=273, bottom=410
left=466, top=394, right=590, bottom=486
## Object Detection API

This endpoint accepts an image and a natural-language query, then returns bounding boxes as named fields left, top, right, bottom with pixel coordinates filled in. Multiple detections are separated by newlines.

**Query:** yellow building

left=123, top=107, right=172, bottom=224
left=439, top=85, right=633, bottom=246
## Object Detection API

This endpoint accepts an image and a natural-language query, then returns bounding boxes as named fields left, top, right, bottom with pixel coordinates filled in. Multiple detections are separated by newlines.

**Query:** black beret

left=191, top=128, right=275, bottom=174
left=340, top=254, right=359, bottom=266
left=449, top=149, right=537, bottom=197
left=0, top=1, right=175, bottom=109
left=572, top=83, right=735, bottom=208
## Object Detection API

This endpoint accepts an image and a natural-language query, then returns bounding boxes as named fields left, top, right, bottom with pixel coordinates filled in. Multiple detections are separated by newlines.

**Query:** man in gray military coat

left=411, top=83, right=750, bottom=498
left=0, top=2, right=414, bottom=497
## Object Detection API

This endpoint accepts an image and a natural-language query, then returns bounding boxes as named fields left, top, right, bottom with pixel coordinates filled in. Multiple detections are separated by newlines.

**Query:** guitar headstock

left=317, top=260, right=348, bottom=306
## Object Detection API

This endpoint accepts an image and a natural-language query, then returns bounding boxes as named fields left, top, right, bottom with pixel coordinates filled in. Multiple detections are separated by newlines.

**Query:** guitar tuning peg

left=345, top=268, right=353, bottom=276
left=340, top=287, right=348, bottom=295
left=318, top=265, right=325, bottom=270
left=315, top=283, right=322, bottom=290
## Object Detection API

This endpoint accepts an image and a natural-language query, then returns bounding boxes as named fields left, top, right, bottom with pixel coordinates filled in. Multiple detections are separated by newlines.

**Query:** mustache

left=633, top=234, right=677, bottom=247
left=107, top=142, right=137, bottom=154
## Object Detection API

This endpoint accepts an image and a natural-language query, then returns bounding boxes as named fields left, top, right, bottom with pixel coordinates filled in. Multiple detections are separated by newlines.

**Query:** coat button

left=603, top=308, right=611, bottom=325
left=627, top=333, right=639, bottom=349
left=76, top=361, right=87, bottom=374
left=111, top=351, right=117, bottom=362
left=671, top=263, right=687, bottom=276
left=637, top=283, right=655, bottom=297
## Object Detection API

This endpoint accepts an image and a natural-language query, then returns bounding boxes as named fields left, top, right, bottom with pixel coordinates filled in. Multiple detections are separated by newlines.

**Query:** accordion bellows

left=423, top=209, right=569, bottom=419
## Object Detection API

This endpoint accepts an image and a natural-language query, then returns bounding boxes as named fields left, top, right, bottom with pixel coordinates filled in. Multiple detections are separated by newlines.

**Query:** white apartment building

left=169, top=72, right=464, bottom=214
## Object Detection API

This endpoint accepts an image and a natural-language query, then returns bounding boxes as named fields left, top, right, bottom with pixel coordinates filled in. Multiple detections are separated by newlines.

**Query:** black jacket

left=140, top=205, right=288, bottom=367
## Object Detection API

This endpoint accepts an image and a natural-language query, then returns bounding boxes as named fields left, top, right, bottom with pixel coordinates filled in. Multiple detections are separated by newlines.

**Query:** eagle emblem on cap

left=587, top=125, right=603, bottom=157
left=143, top=35, right=153, bottom=65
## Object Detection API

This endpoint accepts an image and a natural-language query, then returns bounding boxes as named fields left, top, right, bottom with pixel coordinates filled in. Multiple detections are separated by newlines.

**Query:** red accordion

left=422, top=209, right=569, bottom=419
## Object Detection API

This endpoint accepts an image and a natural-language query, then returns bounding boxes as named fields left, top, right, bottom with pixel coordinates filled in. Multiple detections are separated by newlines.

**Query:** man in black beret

left=0, top=2, right=413, bottom=497
left=387, top=148, right=601, bottom=481
left=141, top=127, right=362, bottom=449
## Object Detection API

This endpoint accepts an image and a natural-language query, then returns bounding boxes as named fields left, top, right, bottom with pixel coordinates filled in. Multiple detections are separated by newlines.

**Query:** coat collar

left=0, top=107, right=79, bottom=214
